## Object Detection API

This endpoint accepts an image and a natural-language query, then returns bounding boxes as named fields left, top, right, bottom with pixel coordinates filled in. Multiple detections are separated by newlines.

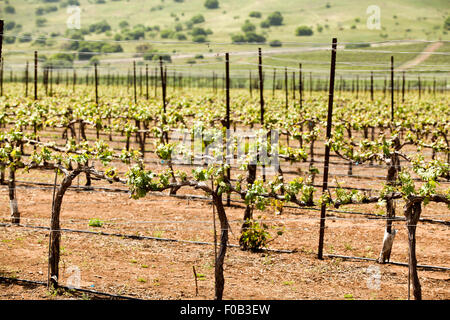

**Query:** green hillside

left=1, top=0, right=449, bottom=75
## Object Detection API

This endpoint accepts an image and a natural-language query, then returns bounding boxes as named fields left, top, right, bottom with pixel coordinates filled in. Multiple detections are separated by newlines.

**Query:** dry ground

left=0, top=127, right=448, bottom=300
left=0, top=183, right=448, bottom=300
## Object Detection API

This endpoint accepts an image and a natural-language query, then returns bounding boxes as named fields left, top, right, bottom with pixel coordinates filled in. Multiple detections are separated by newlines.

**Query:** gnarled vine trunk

left=9, top=167, right=19, bottom=224
left=308, top=120, right=315, bottom=166
left=346, top=125, right=353, bottom=176
left=48, top=169, right=81, bottom=289
left=239, top=164, right=256, bottom=249
left=0, top=166, right=5, bottom=185
left=212, top=192, right=228, bottom=300
left=404, top=200, right=422, bottom=300
left=378, top=137, right=401, bottom=263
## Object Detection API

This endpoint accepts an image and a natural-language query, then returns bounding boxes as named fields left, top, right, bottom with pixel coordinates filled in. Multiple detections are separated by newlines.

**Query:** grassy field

left=1, top=0, right=449, bottom=76
left=2, top=0, right=449, bottom=41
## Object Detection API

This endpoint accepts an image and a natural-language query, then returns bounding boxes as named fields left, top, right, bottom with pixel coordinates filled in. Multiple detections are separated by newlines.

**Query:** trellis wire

left=1, top=223, right=448, bottom=272
left=0, top=276, right=140, bottom=300
left=1, top=181, right=448, bottom=226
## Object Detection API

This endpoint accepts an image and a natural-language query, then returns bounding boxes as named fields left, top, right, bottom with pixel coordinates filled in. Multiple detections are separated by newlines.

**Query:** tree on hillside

left=36, top=18, right=47, bottom=27
left=249, top=11, right=262, bottom=18
left=295, top=26, right=313, bottom=36
left=89, top=20, right=111, bottom=34
left=44, top=53, right=75, bottom=69
left=204, top=0, right=219, bottom=9
left=241, top=20, right=256, bottom=33
left=260, top=20, right=270, bottom=29
left=231, top=32, right=265, bottom=44
left=119, top=21, right=129, bottom=29
left=5, top=5, right=16, bottom=14
left=190, top=14, right=205, bottom=24
left=5, top=21, right=16, bottom=31
left=144, top=50, right=172, bottom=63
left=269, top=40, right=282, bottom=47
left=444, top=16, right=450, bottom=31
left=267, top=11, right=283, bottom=26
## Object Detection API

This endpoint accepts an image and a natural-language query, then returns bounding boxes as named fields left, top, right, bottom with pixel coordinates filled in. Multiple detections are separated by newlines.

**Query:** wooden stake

left=402, top=71, right=405, bottom=103
left=284, top=67, right=288, bottom=110
left=418, top=76, right=421, bottom=100
left=139, top=66, right=143, bottom=97
left=370, top=71, right=374, bottom=101
left=44, top=66, right=48, bottom=95
left=73, top=68, right=76, bottom=93
left=154, top=67, right=158, bottom=97
left=258, top=48, right=264, bottom=125
left=292, top=71, right=296, bottom=100
left=0, top=57, right=3, bottom=97
left=145, top=64, right=149, bottom=100
left=258, top=48, right=266, bottom=182
left=0, top=20, right=3, bottom=66
left=133, top=61, right=137, bottom=104
left=160, top=57, right=167, bottom=144
left=299, top=63, right=303, bottom=108
left=25, top=61, right=29, bottom=97
left=356, top=75, right=359, bottom=99
left=318, top=38, right=337, bottom=260
left=0, top=20, right=3, bottom=96
left=390, top=56, right=394, bottom=123
left=249, top=70, right=252, bottom=98
left=225, top=53, right=230, bottom=130
left=272, top=68, right=276, bottom=98
left=34, top=51, right=38, bottom=100
left=225, top=53, right=231, bottom=207
left=433, top=77, right=436, bottom=96
left=49, top=64, right=53, bottom=97
left=94, top=63, right=98, bottom=106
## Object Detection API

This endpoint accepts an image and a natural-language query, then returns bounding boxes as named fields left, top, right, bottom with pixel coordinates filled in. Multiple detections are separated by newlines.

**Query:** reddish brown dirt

left=0, top=183, right=449, bottom=300
left=0, top=127, right=448, bottom=300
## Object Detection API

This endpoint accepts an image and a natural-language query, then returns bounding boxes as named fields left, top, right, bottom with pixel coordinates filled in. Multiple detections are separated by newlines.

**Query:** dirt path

left=395, top=41, right=443, bottom=72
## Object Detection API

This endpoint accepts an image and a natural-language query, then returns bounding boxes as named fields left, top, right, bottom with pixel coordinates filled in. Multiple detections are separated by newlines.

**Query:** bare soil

left=0, top=180, right=449, bottom=300
left=0, top=127, right=448, bottom=300
left=396, top=41, right=444, bottom=72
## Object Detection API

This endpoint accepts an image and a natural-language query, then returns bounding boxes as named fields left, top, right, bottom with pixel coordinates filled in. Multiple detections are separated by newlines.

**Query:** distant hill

left=1, top=0, right=449, bottom=73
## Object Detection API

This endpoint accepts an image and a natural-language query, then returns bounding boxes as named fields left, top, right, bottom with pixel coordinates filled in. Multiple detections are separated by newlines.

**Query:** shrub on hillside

left=295, top=26, right=313, bottom=36
left=5, top=21, right=16, bottom=31
left=143, top=51, right=172, bottom=63
left=260, top=20, right=270, bottom=28
left=89, top=20, right=111, bottom=34
left=176, top=33, right=187, bottom=40
left=231, top=32, right=265, bottom=44
left=5, top=5, right=16, bottom=14
left=249, top=11, right=262, bottom=18
left=190, top=14, right=205, bottom=24
left=267, top=11, right=283, bottom=26
left=444, top=16, right=450, bottom=31
left=193, top=35, right=207, bottom=43
left=344, top=43, right=370, bottom=49
left=204, top=0, right=219, bottom=9
left=241, top=20, right=256, bottom=33
left=269, top=40, right=282, bottom=47
left=161, top=29, right=175, bottom=39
